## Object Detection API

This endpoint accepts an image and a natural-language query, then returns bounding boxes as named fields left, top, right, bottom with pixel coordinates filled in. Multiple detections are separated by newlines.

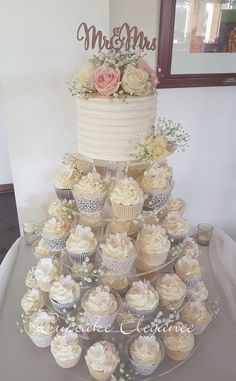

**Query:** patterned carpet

left=0, top=192, right=20, bottom=264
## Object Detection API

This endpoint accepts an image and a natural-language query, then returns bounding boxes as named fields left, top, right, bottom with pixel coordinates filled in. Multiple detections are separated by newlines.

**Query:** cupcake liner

left=159, top=294, right=186, bottom=311
left=185, top=277, right=202, bottom=289
left=144, top=187, right=173, bottom=210
left=111, top=202, right=143, bottom=220
left=49, top=297, right=78, bottom=314
left=53, top=355, right=81, bottom=368
left=55, top=187, right=74, bottom=201
left=43, top=235, right=68, bottom=251
left=165, top=347, right=191, bottom=361
left=73, top=192, right=107, bottom=215
left=88, top=367, right=114, bottom=381
left=169, top=232, right=188, bottom=244
left=100, top=252, right=136, bottom=275
left=67, top=248, right=97, bottom=265
left=128, top=303, right=158, bottom=320
left=28, top=333, right=54, bottom=348
left=138, top=247, right=169, bottom=267
left=129, top=358, right=160, bottom=376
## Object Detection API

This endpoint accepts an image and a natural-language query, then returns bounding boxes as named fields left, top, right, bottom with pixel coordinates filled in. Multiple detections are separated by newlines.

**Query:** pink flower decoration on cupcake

left=93, top=66, right=121, bottom=96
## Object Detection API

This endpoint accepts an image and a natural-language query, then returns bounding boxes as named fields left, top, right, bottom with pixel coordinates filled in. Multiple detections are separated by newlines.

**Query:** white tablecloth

left=0, top=231, right=235, bottom=381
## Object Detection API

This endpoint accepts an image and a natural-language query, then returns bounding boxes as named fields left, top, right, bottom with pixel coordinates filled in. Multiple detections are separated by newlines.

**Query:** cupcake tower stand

left=19, top=154, right=219, bottom=381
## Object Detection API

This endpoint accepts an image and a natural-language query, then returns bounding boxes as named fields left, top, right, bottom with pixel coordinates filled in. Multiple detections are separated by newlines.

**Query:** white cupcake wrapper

left=185, top=277, right=202, bottom=289
left=128, top=304, right=158, bottom=319
left=67, top=249, right=97, bottom=265
left=101, top=254, right=136, bottom=275
left=129, top=358, right=160, bottom=376
left=28, top=333, right=54, bottom=347
left=49, top=297, right=78, bottom=314
left=144, top=188, right=173, bottom=210
left=111, top=202, right=144, bottom=219
left=55, top=187, right=74, bottom=201
left=73, top=193, right=106, bottom=215
left=169, top=233, right=188, bottom=244
left=43, top=236, right=68, bottom=251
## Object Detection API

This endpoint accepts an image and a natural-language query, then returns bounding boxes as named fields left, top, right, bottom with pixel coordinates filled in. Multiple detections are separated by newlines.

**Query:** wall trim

left=0, top=183, right=14, bottom=193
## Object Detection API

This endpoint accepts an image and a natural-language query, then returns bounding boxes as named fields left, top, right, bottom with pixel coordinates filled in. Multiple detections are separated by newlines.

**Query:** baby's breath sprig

left=93, top=48, right=145, bottom=68
left=155, top=117, right=190, bottom=152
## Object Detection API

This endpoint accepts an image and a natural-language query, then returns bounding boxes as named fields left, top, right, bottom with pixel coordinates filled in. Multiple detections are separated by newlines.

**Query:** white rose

left=77, top=61, right=95, bottom=90
left=121, top=64, right=153, bottom=96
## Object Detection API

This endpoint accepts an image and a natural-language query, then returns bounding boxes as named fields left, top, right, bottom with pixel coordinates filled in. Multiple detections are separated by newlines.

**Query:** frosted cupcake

left=66, top=225, right=98, bottom=264
left=73, top=172, right=108, bottom=215
left=54, top=167, right=80, bottom=201
left=101, top=273, right=129, bottom=296
left=128, top=335, right=164, bottom=376
left=155, top=273, right=187, bottom=311
left=25, top=267, right=38, bottom=288
left=21, top=288, right=46, bottom=315
left=25, top=308, right=58, bottom=347
left=100, top=233, right=136, bottom=274
left=178, top=237, right=199, bottom=259
left=137, top=224, right=170, bottom=267
left=51, top=328, right=82, bottom=368
left=174, top=256, right=202, bottom=288
left=35, top=258, right=62, bottom=292
left=163, top=197, right=186, bottom=216
left=162, top=212, right=189, bottom=243
left=141, top=163, right=173, bottom=210
left=85, top=341, right=120, bottom=381
left=187, top=281, right=208, bottom=302
left=32, top=238, right=54, bottom=259
left=49, top=275, right=80, bottom=314
left=82, top=286, right=120, bottom=329
left=125, top=280, right=159, bottom=318
left=181, top=300, right=212, bottom=335
left=42, top=216, right=70, bottom=251
left=163, top=322, right=194, bottom=361
left=109, top=178, right=144, bottom=219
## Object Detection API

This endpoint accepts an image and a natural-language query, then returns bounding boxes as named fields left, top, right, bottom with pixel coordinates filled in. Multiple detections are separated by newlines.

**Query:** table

left=0, top=230, right=235, bottom=381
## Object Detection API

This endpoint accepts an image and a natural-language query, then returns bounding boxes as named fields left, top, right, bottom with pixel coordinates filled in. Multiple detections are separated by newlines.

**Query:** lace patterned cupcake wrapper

left=168, top=233, right=188, bottom=244
left=128, top=304, right=158, bottom=320
left=101, top=254, right=136, bottom=275
left=185, top=277, right=202, bottom=289
left=55, top=187, right=74, bottom=201
left=43, top=235, right=68, bottom=251
left=67, top=249, right=97, bottom=265
left=49, top=297, right=78, bottom=314
left=144, top=187, right=173, bottom=210
left=88, top=367, right=114, bottom=381
left=129, top=358, right=160, bottom=376
left=73, top=193, right=106, bottom=215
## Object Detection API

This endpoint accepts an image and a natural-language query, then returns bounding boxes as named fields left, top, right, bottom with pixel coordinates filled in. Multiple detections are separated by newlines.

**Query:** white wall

left=1, top=0, right=236, bottom=239
left=0, top=113, right=12, bottom=185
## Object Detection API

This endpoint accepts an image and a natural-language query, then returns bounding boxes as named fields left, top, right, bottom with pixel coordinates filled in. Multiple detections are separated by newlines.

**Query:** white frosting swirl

left=42, top=217, right=70, bottom=237
left=51, top=329, right=82, bottom=362
left=85, top=341, right=120, bottom=373
left=138, top=224, right=170, bottom=255
left=100, top=233, right=135, bottom=259
left=163, top=212, right=189, bottom=236
left=33, top=239, right=53, bottom=259
left=21, top=288, right=45, bottom=315
left=66, top=225, right=97, bottom=254
left=187, top=281, right=208, bottom=302
left=27, top=309, right=58, bottom=337
left=175, top=256, right=202, bottom=281
left=179, top=238, right=199, bottom=258
left=181, top=301, right=211, bottom=325
left=163, top=322, right=194, bottom=352
left=141, top=163, right=170, bottom=192
left=49, top=275, right=80, bottom=303
left=130, top=335, right=162, bottom=365
left=83, top=286, right=117, bottom=316
left=156, top=273, right=187, bottom=300
left=165, top=197, right=186, bottom=214
left=35, top=258, right=62, bottom=284
left=126, top=280, right=159, bottom=310
left=54, top=167, right=80, bottom=189
left=73, top=172, right=107, bottom=195
left=110, top=178, right=143, bottom=206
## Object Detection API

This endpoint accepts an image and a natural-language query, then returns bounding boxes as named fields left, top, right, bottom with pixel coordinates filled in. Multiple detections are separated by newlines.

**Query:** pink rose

left=136, top=59, right=158, bottom=89
left=93, top=66, right=120, bottom=97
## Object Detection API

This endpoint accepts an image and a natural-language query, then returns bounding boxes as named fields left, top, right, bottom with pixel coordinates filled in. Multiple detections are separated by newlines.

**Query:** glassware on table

left=197, top=223, right=213, bottom=246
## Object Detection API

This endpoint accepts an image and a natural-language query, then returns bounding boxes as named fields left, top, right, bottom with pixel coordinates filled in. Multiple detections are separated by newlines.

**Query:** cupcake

left=25, top=308, right=58, bottom=347
left=21, top=288, right=46, bottom=315
left=101, top=273, right=129, bottom=296
left=187, top=281, right=208, bottom=302
left=73, top=172, right=108, bottom=215
left=42, top=216, right=70, bottom=251
left=125, top=280, right=159, bottom=318
left=163, top=197, right=186, bottom=216
left=51, top=328, right=82, bottom=368
left=35, top=258, right=62, bottom=292
left=48, top=199, right=78, bottom=225
left=128, top=335, right=164, bottom=375
left=85, top=341, right=120, bottom=381
left=32, top=238, right=54, bottom=259
left=162, top=212, right=189, bottom=243
left=75, top=310, right=98, bottom=341
left=25, top=267, right=38, bottom=288
left=155, top=273, right=187, bottom=311
left=181, top=300, right=212, bottom=335
left=54, top=167, right=80, bottom=201
left=141, top=163, right=173, bottom=210
left=82, top=286, right=120, bottom=329
left=163, top=322, right=194, bottom=361
left=174, top=255, right=202, bottom=288
left=137, top=224, right=170, bottom=267
left=66, top=225, right=97, bottom=264
left=49, top=275, right=80, bottom=314
left=178, top=237, right=199, bottom=259
left=109, top=178, right=144, bottom=219
left=100, top=233, right=136, bottom=275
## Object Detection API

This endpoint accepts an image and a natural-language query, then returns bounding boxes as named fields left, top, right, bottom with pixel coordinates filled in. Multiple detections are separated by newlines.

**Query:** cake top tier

left=69, top=49, right=158, bottom=99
